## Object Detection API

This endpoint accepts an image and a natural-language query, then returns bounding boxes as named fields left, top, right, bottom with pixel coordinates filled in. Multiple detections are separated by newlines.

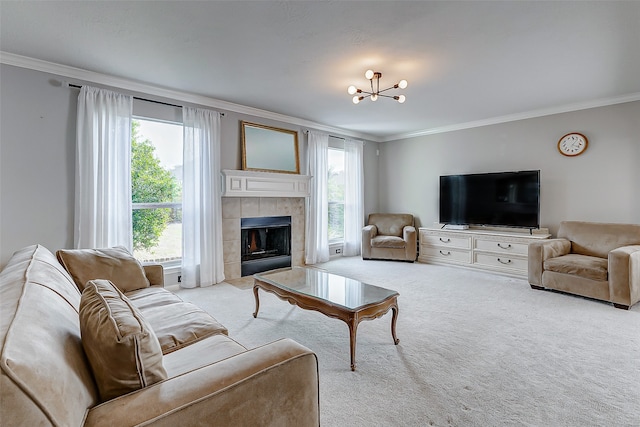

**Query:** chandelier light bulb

left=371, top=94, right=378, bottom=102
left=397, top=95, right=406, bottom=103
left=398, top=79, right=408, bottom=89
left=347, top=85, right=357, bottom=95
left=365, top=69, right=374, bottom=80
left=352, top=96, right=361, bottom=104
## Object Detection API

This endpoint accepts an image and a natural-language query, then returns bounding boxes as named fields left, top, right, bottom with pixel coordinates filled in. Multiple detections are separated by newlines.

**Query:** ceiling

left=1, top=1, right=639, bottom=142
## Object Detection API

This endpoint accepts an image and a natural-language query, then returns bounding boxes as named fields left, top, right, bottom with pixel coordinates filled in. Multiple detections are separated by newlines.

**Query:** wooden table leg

left=252, top=285, right=260, bottom=318
left=348, top=319, right=358, bottom=371
left=391, top=304, right=400, bottom=345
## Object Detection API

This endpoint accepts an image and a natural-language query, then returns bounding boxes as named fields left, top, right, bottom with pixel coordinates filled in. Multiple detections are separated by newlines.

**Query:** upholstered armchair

left=528, top=221, right=640, bottom=309
left=362, top=213, right=416, bottom=262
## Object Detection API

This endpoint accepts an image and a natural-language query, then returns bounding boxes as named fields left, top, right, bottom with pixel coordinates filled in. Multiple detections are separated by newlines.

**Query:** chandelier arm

left=376, top=93, right=400, bottom=99
left=377, top=86, right=400, bottom=94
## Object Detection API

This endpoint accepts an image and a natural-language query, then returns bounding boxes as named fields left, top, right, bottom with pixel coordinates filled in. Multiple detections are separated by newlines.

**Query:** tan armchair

left=528, top=221, right=640, bottom=309
left=362, top=213, right=416, bottom=262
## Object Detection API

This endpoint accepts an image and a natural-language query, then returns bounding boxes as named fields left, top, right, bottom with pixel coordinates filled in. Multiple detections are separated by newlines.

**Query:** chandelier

left=348, top=70, right=407, bottom=104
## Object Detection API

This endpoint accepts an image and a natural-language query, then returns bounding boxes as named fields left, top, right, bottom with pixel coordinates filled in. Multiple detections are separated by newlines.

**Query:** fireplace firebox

left=241, top=216, right=291, bottom=276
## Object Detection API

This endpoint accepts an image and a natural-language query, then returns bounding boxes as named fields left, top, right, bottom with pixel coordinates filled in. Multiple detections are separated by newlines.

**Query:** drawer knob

left=439, top=250, right=451, bottom=256
left=497, top=243, right=512, bottom=249
left=497, top=258, right=512, bottom=264
left=440, top=237, right=451, bottom=243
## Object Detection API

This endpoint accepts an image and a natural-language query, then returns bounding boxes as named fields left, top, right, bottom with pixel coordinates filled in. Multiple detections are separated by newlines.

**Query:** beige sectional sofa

left=528, top=221, right=640, bottom=309
left=1, top=245, right=319, bottom=426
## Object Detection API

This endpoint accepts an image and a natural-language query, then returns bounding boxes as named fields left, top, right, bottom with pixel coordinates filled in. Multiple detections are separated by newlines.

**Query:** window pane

left=328, top=148, right=345, bottom=241
left=133, top=208, right=182, bottom=263
left=328, top=202, right=344, bottom=241
left=131, top=119, right=183, bottom=263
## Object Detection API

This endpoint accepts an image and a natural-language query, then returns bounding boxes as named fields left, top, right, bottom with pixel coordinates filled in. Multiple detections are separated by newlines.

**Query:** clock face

left=558, top=133, right=588, bottom=156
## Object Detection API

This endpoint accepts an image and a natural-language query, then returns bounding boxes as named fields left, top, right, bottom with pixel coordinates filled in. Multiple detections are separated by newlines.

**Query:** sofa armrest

left=608, top=245, right=640, bottom=308
left=528, top=238, right=571, bottom=285
left=85, top=338, right=319, bottom=427
left=363, top=224, right=377, bottom=238
left=403, top=226, right=417, bottom=261
left=143, top=264, right=164, bottom=287
left=362, top=225, right=377, bottom=259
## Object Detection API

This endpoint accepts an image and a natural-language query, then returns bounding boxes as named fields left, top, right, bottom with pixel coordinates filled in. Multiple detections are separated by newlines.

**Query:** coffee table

left=253, top=267, right=399, bottom=371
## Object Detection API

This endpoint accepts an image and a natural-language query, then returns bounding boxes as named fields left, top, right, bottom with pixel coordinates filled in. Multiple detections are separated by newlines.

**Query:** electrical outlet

left=178, top=275, right=182, bottom=283
left=335, top=248, right=342, bottom=254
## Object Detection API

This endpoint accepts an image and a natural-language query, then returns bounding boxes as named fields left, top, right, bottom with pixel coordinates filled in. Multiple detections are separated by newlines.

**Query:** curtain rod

left=303, top=129, right=345, bottom=140
left=67, top=83, right=224, bottom=116
left=302, top=130, right=367, bottom=145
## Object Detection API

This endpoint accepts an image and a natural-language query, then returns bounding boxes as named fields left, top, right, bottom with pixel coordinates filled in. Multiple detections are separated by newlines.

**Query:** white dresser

left=418, top=226, right=551, bottom=278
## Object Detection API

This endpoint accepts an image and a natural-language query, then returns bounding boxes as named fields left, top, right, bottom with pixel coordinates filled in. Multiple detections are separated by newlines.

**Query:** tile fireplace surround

left=221, top=170, right=310, bottom=280
left=222, top=197, right=306, bottom=280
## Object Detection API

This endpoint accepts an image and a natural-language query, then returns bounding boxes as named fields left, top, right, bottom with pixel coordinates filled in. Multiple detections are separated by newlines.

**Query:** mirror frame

left=241, top=121, right=300, bottom=174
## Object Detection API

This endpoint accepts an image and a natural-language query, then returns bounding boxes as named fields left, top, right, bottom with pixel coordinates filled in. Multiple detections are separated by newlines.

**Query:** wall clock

left=557, top=132, right=588, bottom=157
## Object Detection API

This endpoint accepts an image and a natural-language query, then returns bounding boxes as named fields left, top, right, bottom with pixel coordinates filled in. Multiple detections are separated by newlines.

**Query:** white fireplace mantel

left=221, top=169, right=311, bottom=198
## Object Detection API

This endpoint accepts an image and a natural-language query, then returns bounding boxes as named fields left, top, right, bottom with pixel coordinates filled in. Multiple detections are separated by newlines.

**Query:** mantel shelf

left=222, top=169, right=311, bottom=198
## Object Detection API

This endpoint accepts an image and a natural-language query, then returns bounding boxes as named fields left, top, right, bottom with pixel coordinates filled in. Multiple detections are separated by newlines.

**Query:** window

left=131, top=118, right=183, bottom=264
left=328, top=147, right=345, bottom=242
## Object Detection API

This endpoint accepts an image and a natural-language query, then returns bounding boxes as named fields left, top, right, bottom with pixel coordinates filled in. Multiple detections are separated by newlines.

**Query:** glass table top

left=254, top=267, right=398, bottom=310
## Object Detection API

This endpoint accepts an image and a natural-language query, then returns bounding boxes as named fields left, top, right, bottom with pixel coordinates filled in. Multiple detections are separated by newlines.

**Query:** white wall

left=378, top=101, right=640, bottom=235
left=0, top=64, right=379, bottom=266
left=0, top=65, right=77, bottom=263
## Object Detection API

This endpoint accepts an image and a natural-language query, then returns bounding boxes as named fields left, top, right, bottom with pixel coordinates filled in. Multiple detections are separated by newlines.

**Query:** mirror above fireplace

left=241, top=121, right=300, bottom=174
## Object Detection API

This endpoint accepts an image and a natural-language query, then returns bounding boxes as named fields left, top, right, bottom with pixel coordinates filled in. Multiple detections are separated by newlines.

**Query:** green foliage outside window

left=131, top=121, right=180, bottom=251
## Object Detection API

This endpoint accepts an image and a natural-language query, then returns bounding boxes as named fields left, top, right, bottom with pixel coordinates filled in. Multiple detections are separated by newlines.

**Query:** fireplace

left=241, top=216, right=292, bottom=276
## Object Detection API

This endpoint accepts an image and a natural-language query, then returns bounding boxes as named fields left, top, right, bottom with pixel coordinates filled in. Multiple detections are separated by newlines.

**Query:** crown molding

left=3, top=51, right=638, bottom=144
left=381, top=92, right=640, bottom=142
left=0, top=51, right=378, bottom=141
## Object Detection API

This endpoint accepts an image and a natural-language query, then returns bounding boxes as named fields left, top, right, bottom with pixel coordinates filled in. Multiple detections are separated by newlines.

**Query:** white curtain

left=75, top=86, right=133, bottom=250
left=343, top=139, right=364, bottom=256
left=305, top=130, right=330, bottom=264
left=181, top=107, right=224, bottom=288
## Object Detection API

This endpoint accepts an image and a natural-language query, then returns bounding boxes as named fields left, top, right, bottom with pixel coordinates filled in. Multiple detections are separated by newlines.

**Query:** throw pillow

left=57, top=246, right=150, bottom=292
left=80, top=279, right=167, bottom=402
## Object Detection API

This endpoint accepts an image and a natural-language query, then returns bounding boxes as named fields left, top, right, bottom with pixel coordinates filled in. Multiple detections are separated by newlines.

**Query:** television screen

left=439, top=170, right=540, bottom=228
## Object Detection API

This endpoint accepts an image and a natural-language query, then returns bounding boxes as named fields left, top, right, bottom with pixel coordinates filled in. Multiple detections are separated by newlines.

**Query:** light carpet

left=175, top=258, right=640, bottom=426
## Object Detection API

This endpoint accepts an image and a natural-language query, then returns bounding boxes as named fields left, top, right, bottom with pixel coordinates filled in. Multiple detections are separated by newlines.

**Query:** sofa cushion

left=126, top=287, right=229, bottom=354
left=558, top=221, right=640, bottom=259
left=371, top=235, right=407, bottom=249
left=80, top=279, right=167, bottom=402
left=163, top=334, right=247, bottom=378
left=367, top=213, right=414, bottom=237
left=57, top=246, right=150, bottom=292
left=544, top=253, right=608, bottom=282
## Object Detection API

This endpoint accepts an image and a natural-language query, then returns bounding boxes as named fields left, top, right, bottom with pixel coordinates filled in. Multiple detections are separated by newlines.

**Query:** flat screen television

left=439, top=170, right=540, bottom=229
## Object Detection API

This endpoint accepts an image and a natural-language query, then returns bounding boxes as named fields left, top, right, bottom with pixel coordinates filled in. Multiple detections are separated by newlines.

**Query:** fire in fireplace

left=241, top=216, right=292, bottom=276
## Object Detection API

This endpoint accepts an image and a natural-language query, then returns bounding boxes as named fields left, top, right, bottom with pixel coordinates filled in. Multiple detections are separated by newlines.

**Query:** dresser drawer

left=473, top=253, right=528, bottom=272
left=420, top=247, right=471, bottom=264
left=474, top=238, right=529, bottom=255
left=418, top=227, right=549, bottom=278
left=421, top=234, right=471, bottom=250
